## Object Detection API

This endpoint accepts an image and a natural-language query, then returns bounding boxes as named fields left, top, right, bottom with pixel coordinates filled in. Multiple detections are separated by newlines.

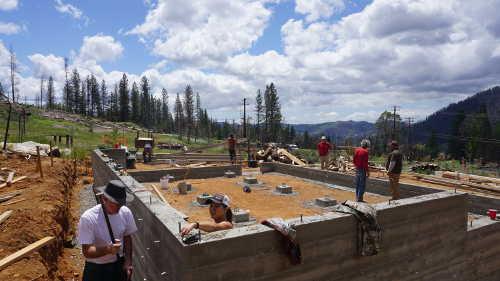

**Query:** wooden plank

left=150, top=184, right=167, bottom=203
left=0, top=198, right=26, bottom=206
left=0, top=176, right=27, bottom=188
left=149, top=184, right=188, bottom=220
left=0, top=193, right=20, bottom=203
left=277, top=149, right=306, bottom=166
left=0, top=210, right=13, bottom=225
left=6, top=172, right=14, bottom=186
left=0, top=236, right=55, bottom=270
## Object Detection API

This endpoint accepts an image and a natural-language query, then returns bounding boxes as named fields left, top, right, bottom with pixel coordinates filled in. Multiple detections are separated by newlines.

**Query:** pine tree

left=174, top=93, right=184, bottom=139
left=131, top=82, right=140, bottom=123
left=110, top=84, right=120, bottom=121
left=100, top=80, right=108, bottom=118
left=255, top=89, right=264, bottom=143
left=264, top=83, right=282, bottom=142
left=140, top=76, right=150, bottom=127
left=90, top=75, right=100, bottom=117
left=183, top=85, right=194, bottom=143
left=46, top=76, right=55, bottom=110
left=118, top=73, right=130, bottom=122
left=194, top=92, right=201, bottom=141
left=70, top=69, right=81, bottom=113
left=161, top=88, right=171, bottom=132
left=80, top=80, right=87, bottom=115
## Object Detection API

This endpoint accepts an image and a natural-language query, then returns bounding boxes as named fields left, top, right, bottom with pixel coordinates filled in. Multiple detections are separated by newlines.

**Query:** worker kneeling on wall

left=181, top=193, right=233, bottom=236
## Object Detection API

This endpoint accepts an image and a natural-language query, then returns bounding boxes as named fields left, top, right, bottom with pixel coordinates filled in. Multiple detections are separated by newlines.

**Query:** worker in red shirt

left=227, top=134, right=237, bottom=164
left=317, top=136, right=332, bottom=170
left=353, top=139, right=371, bottom=202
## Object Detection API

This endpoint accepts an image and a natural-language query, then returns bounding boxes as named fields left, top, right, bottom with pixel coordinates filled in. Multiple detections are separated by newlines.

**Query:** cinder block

left=197, top=194, right=211, bottom=205
left=233, top=209, right=250, bottom=223
left=276, top=184, right=292, bottom=194
left=243, top=177, right=258, bottom=184
left=315, top=197, right=337, bottom=207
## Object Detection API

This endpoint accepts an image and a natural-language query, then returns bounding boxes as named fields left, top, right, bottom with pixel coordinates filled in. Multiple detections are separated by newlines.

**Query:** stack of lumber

left=411, top=172, right=500, bottom=194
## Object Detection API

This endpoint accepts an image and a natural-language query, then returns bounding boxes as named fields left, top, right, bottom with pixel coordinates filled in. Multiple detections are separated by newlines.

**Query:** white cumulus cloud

left=0, top=22, right=24, bottom=35
left=0, top=0, right=18, bottom=11
left=128, top=0, right=272, bottom=67
left=295, top=0, right=345, bottom=22
left=54, top=0, right=89, bottom=25
left=78, top=34, right=124, bottom=63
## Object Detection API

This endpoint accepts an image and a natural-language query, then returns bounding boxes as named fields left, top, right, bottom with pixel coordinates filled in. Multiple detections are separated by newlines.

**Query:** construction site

left=0, top=116, right=499, bottom=281
left=3, top=1, right=500, bottom=279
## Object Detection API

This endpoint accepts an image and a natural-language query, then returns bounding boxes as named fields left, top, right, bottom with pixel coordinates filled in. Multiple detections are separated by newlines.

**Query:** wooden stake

left=0, top=236, right=55, bottom=270
left=6, top=171, right=14, bottom=186
left=0, top=210, right=13, bottom=225
left=49, top=141, right=53, bottom=167
left=36, top=146, right=43, bottom=178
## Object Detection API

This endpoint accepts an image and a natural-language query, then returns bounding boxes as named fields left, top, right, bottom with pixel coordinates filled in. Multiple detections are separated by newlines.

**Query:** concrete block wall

left=181, top=192, right=470, bottom=281
left=91, top=151, right=500, bottom=281
left=466, top=217, right=500, bottom=281
left=100, top=148, right=127, bottom=167
left=128, top=165, right=242, bottom=183
left=261, top=162, right=500, bottom=215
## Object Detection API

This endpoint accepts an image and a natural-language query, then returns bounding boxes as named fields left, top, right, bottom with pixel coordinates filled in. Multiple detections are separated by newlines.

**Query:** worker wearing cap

left=386, top=141, right=403, bottom=200
left=317, top=136, right=332, bottom=170
left=353, top=139, right=371, bottom=202
left=181, top=193, right=233, bottom=236
left=78, top=180, right=138, bottom=281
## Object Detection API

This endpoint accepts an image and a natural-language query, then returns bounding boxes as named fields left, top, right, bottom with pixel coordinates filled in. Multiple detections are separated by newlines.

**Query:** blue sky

left=1, top=0, right=499, bottom=124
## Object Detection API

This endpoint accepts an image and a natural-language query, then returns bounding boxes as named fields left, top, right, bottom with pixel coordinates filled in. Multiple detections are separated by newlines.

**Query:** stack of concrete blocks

left=177, top=182, right=192, bottom=194
left=276, top=184, right=293, bottom=194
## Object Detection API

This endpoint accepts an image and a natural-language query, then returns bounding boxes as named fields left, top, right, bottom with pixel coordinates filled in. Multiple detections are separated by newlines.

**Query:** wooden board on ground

left=0, top=236, right=55, bottom=271
left=150, top=184, right=168, bottom=203
left=0, top=176, right=27, bottom=188
left=0, top=193, right=20, bottom=203
left=277, top=149, right=306, bottom=166
left=0, top=198, right=26, bottom=206
left=0, top=210, right=13, bottom=225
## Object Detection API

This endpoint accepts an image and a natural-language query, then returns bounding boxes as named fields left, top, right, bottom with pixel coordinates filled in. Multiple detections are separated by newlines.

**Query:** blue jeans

left=355, top=168, right=367, bottom=202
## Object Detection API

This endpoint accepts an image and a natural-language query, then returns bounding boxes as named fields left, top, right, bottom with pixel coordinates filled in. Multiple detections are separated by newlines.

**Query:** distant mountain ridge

left=292, top=120, right=375, bottom=141
left=412, top=86, right=500, bottom=143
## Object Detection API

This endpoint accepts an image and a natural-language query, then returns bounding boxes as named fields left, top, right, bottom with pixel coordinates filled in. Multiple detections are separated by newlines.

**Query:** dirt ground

left=144, top=172, right=388, bottom=224
left=0, top=153, right=88, bottom=280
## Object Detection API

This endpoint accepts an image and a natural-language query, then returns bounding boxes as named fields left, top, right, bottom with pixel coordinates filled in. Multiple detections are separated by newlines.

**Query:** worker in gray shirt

left=385, top=141, right=403, bottom=200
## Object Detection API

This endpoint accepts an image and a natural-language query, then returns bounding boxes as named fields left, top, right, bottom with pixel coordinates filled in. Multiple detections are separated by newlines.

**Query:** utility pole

left=392, top=105, right=400, bottom=140
left=243, top=98, right=250, bottom=162
left=39, top=75, right=45, bottom=109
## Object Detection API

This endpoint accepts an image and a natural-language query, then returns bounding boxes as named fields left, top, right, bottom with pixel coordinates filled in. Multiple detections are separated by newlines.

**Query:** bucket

left=160, top=175, right=172, bottom=190
left=488, top=209, right=497, bottom=220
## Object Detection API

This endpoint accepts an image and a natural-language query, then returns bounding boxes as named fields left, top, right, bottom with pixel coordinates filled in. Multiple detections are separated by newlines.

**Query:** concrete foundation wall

left=100, top=148, right=127, bottom=167
left=128, top=165, right=242, bottom=183
left=261, top=162, right=500, bottom=215
left=91, top=151, right=500, bottom=281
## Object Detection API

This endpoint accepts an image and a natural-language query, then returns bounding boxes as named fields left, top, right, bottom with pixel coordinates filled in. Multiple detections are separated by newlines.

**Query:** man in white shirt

left=78, top=180, right=137, bottom=281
